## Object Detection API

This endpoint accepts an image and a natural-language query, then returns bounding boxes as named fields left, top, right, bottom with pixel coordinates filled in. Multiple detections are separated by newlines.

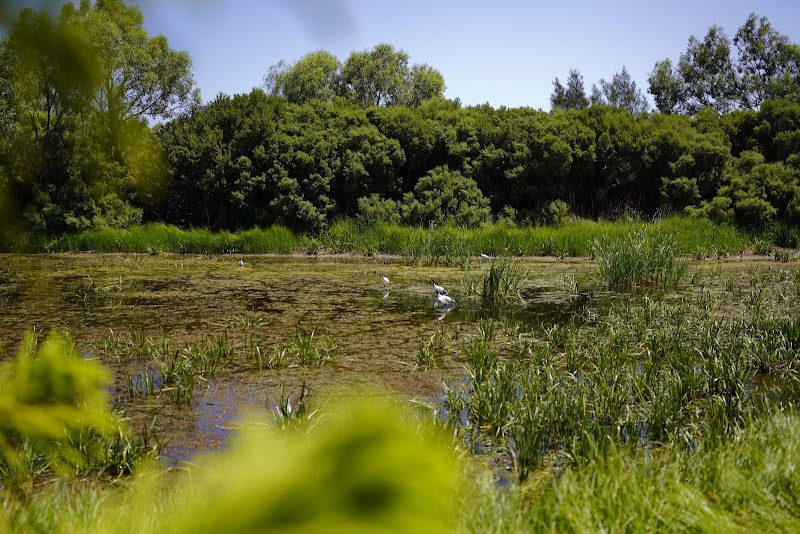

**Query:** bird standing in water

left=431, top=279, right=447, bottom=295
left=433, top=292, right=456, bottom=309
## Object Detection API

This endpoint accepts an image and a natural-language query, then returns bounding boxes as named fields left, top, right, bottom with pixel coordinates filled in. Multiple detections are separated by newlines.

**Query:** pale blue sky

left=48, top=0, right=800, bottom=110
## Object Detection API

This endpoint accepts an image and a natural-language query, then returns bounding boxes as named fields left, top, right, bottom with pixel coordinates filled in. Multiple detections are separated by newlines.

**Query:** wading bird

left=431, top=279, right=447, bottom=295
left=238, top=258, right=244, bottom=267
left=382, top=275, right=390, bottom=286
left=433, top=292, right=456, bottom=309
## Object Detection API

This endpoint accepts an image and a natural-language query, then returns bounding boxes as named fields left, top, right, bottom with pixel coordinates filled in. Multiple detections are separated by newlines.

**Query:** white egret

left=433, top=292, right=456, bottom=309
left=382, top=275, right=390, bottom=286
left=238, top=258, right=244, bottom=267
left=430, top=279, right=447, bottom=295
left=480, top=253, right=491, bottom=260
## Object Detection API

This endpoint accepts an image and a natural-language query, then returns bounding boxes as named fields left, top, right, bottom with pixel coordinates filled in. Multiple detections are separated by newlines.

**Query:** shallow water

left=3, top=252, right=788, bottom=464
left=0, top=253, right=604, bottom=463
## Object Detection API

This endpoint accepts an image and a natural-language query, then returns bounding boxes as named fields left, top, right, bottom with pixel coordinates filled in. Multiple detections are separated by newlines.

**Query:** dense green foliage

left=2, top=6, right=800, bottom=243
left=0, top=0, right=194, bottom=241
left=152, top=94, right=800, bottom=233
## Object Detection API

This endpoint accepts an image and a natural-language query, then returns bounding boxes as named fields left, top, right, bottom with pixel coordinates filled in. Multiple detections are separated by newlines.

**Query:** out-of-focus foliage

left=0, top=331, right=117, bottom=487
left=85, top=399, right=456, bottom=533
left=0, top=0, right=193, bottom=244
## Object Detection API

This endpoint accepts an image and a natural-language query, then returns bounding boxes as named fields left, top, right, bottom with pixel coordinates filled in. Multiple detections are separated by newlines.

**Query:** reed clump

left=593, top=229, right=688, bottom=290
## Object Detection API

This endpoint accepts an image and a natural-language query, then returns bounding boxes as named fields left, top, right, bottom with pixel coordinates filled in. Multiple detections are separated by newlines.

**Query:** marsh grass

left=593, top=229, right=688, bottom=290
left=243, top=333, right=287, bottom=371
left=127, top=371, right=157, bottom=397
left=13, top=216, right=752, bottom=259
left=445, top=273, right=800, bottom=487
left=774, top=248, right=792, bottom=263
left=416, top=326, right=448, bottom=368
left=183, top=333, right=233, bottom=378
left=43, top=223, right=298, bottom=254
left=153, top=351, right=194, bottom=406
left=287, top=325, right=337, bottom=366
left=271, top=383, right=317, bottom=431
left=480, top=258, right=528, bottom=303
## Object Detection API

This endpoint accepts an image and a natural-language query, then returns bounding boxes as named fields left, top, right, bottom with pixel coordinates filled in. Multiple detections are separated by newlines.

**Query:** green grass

left=480, top=258, right=528, bottom=302
left=594, top=229, right=688, bottom=290
left=460, top=411, right=800, bottom=532
left=34, top=223, right=299, bottom=254
left=5, top=216, right=754, bottom=258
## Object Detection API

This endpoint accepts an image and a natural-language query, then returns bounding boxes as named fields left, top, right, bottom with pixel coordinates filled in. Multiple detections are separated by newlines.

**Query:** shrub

left=400, top=166, right=491, bottom=228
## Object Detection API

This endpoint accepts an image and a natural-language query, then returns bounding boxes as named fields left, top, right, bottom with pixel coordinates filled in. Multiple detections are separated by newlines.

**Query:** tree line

left=2, top=2, right=800, bottom=238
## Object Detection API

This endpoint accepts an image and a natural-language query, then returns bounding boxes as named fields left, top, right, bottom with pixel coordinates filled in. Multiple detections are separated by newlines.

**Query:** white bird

left=238, top=258, right=244, bottom=267
left=382, top=275, right=390, bottom=286
left=434, top=292, right=456, bottom=309
left=480, top=253, right=491, bottom=260
left=431, top=278, right=447, bottom=295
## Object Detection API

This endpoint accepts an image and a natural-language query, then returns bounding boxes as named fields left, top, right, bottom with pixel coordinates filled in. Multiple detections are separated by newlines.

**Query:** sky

left=11, top=0, right=800, bottom=110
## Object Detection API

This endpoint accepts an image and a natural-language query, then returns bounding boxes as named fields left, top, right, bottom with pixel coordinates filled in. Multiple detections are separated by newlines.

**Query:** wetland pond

left=0, top=252, right=785, bottom=465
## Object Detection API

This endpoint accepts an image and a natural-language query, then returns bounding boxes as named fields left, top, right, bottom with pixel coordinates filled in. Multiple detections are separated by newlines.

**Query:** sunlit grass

left=594, top=229, right=688, bottom=290
left=8, top=216, right=752, bottom=259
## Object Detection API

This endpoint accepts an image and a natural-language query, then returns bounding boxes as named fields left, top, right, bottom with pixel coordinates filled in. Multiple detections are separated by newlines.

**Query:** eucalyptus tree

left=340, top=43, right=444, bottom=107
left=649, top=13, right=800, bottom=114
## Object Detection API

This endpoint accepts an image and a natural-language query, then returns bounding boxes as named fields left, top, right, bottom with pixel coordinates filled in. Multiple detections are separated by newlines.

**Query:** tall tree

left=263, top=50, right=341, bottom=105
left=407, top=63, right=445, bottom=107
left=340, top=43, right=411, bottom=107
left=550, top=69, right=589, bottom=110
left=649, top=13, right=800, bottom=114
left=339, top=43, right=444, bottom=107
left=590, top=66, right=649, bottom=115
left=734, top=13, right=800, bottom=108
left=60, top=0, right=197, bottom=163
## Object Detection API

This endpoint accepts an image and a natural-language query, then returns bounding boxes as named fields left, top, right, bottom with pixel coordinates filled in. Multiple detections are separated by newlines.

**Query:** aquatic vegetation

left=243, top=333, right=287, bottom=371
left=287, top=325, right=338, bottom=366
left=271, top=383, right=317, bottom=432
left=0, top=331, right=155, bottom=490
left=593, top=229, right=688, bottom=290
left=480, top=258, right=528, bottom=302
left=152, top=351, right=195, bottom=406
left=4, top=252, right=800, bottom=531
left=416, top=326, right=448, bottom=369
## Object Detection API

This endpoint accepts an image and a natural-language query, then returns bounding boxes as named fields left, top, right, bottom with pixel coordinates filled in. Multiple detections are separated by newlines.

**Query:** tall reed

left=593, top=229, right=688, bottom=290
